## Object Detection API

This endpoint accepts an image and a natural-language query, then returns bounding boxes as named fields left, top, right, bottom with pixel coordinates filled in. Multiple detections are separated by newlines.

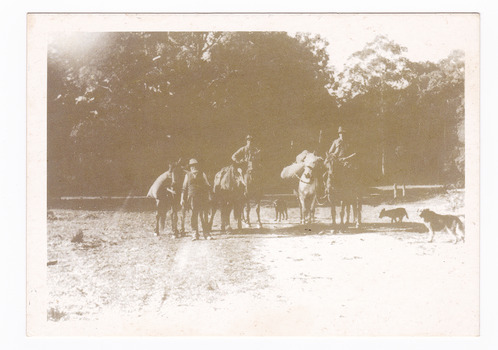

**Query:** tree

left=334, top=35, right=411, bottom=179
left=47, top=31, right=336, bottom=196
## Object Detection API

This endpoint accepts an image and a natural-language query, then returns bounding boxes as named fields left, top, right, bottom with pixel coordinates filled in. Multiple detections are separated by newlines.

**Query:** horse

left=323, top=153, right=362, bottom=228
left=296, top=152, right=324, bottom=225
left=147, top=159, right=184, bottom=237
left=209, top=164, right=245, bottom=233
left=243, top=152, right=263, bottom=228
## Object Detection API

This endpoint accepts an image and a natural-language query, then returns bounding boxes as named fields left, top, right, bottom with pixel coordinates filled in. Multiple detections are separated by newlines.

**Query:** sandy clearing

left=44, top=191, right=478, bottom=336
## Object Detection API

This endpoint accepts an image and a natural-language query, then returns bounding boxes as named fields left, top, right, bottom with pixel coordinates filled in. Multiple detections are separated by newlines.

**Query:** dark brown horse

left=323, top=154, right=362, bottom=228
left=243, top=152, right=263, bottom=228
left=209, top=164, right=245, bottom=233
left=147, top=159, right=184, bottom=236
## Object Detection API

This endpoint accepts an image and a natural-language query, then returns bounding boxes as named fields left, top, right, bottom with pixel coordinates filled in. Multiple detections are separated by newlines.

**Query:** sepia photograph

left=27, top=13, right=479, bottom=336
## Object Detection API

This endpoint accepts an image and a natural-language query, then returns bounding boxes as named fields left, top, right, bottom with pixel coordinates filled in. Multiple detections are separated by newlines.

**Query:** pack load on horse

left=281, top=150, right=324, bottom=224
left=209, top=164, right=245, bottom=233
left=180, top=158, right=212, bottom=240
left=324, top=126, right=362, bottom=228
left=147, top=159, right=183, bottom=237
left=280, top=150, right=310, bottom=180
left=232, top=134, right=263, bottom=228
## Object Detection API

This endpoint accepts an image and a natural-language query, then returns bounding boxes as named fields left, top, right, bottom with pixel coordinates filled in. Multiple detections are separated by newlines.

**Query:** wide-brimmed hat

left=188, top=158, right=199, bottom=166
left=337, top=126, right=346, bottom=134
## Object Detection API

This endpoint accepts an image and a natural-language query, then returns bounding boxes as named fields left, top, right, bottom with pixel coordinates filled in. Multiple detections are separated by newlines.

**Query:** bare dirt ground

left=46, top=190, right=478, bottom=336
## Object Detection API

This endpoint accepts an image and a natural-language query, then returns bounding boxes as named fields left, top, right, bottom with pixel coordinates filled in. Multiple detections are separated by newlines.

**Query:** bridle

left=299, top=165, right=315, bottom=184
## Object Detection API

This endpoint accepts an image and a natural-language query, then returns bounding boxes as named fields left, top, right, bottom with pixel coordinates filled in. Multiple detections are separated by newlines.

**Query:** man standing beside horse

left=180, top=159, right=213, bottom=241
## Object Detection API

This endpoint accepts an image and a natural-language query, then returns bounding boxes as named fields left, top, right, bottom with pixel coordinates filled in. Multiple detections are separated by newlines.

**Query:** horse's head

left=300, top=153, right=324, bottom=183
left=303, top=153, right=323, bottom=171
left=170, top=158, right=185, bottom=189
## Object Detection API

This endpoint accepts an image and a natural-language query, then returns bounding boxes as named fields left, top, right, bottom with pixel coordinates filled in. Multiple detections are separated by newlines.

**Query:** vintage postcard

left=27, top=13, right=479, bottom=336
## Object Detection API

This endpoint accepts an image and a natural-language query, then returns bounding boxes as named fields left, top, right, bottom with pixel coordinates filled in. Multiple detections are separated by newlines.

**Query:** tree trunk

left=382, top=146, right=386, bottom=176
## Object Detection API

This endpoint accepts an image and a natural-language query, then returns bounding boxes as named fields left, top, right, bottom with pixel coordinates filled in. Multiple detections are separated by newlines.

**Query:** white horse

left=296, top=152, right=323, bottom=224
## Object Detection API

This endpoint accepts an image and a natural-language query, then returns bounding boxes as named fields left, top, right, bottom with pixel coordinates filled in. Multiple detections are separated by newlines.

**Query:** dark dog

left=419, top=209, right=465, bottom=244
left=379, top=208, right=409, bottom=223
left=274, top=199, right=288, bottom=222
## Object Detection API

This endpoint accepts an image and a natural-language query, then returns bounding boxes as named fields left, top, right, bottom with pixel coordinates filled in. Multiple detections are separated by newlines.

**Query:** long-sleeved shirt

left=231, top=145, right=260, bottom=164
left=328, top=138, right=351, bottom=159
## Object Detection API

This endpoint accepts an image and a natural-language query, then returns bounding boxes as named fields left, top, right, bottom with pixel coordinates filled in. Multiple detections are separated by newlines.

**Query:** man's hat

left=246, top=134, right=253, bottom=140
left=188, top=158, right=199, bottom=166
left=338, top=126, right=346, bottom=134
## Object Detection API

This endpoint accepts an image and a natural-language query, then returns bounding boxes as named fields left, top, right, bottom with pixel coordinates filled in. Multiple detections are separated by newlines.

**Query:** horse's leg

left=233, top=194, right=241, bottom=231
left=310, top=196, right=317, bottom=224
left=171, top=206, right=179, bottom=237
left=256, top=197, right=262, bottom=229
left=156, top=200, right=166, bottom=235
left=329, top=194, right=336, bottom=226
left=208, top=200, right=216, bottom=232
left=303, top=196, right=311, bottom=225
left=299, top=196, right=304, bottom=224
left=225, top=202, right=233, bottom=232
left=155, top=207, right=161, bottom=236
left=245, top=200, right=252, bottom=227
left=356, top=197, right=362, bottom=228
left=297, top=195, right=302, bottom=224
left=221, top=202, right=229, bottom=233
left=160, top=206, right=166, bottom=233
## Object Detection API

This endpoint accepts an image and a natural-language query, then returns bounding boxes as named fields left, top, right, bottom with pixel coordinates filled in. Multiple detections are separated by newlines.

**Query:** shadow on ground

left=207, top=221, right=428, bottom=239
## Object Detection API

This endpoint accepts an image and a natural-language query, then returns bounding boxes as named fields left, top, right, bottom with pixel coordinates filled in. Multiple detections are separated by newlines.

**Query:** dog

left=379, top=207, right=409, bottom=223
left=274, top=199, right=288, bottom=222
left=419, top=209, right=465, bottom=244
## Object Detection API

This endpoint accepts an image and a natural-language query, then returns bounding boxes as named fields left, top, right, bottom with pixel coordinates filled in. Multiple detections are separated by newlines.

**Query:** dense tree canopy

left=47, top=32, right=464, bottom=197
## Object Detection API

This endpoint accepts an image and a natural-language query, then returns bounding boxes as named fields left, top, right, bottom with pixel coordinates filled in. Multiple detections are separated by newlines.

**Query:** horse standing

left=296, top=152, right=324, bottom=225
left=243, top=153, right=263, bottom=228
left=147, top=159, right=184, bottom=237
left=324, top=154, right=362, bottom=228
left=209, top=164, right=245, bottom=233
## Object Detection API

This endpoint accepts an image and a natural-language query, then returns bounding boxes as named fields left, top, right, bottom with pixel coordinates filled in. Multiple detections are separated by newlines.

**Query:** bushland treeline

left=47, top=32, right=464, bottom=196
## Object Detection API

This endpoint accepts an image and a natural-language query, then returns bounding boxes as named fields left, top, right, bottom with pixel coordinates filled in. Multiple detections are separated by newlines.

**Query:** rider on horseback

left=326, top=126, right=356, bottom=187
left=231, top=135, right=261, bottom=190
left=231, top=135, right=261, bottom=170
left=231, top=134, right=263, bottom=228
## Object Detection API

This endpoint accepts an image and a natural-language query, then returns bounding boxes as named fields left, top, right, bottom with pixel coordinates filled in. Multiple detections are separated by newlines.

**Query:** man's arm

left=328, top=140, right=338, bottom=156
left=231, top=147, right=245, bottom=163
